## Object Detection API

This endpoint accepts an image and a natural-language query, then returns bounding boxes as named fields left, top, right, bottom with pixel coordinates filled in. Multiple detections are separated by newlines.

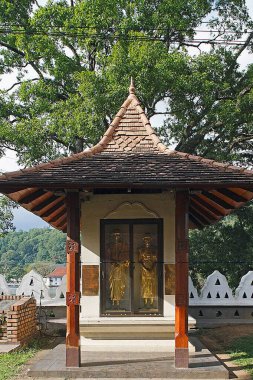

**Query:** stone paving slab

left=28, top=341, right=229, bottom=379
left=0, top=343, right=20, bottom=353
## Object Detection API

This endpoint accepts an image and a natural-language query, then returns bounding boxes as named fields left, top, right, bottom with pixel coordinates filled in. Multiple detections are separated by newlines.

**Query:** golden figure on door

left=107, top=230, right=129, bottom=306
left=138, top=233, right=157, bottom=306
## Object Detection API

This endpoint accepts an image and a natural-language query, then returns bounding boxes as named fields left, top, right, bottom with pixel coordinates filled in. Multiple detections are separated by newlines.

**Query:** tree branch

left=34, top=0, right=41, bottom=8
left=0, top=41, right=44, bottom=79
left=0, top=41, right=25, bottom=57
left=234, top=32, right=253, bottom=62
left=3, top=78, right=39, bottom=93
left=228, top=134, right=253, bottom=151
left=65, top=42, right=81, bottom=65
left=28, top=61, right=44, bottom=79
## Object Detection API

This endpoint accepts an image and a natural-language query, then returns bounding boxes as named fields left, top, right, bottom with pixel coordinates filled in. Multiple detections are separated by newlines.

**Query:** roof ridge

left=130, top=98, right=168, bottom=153
left=166, top=149, right=253, bottom=176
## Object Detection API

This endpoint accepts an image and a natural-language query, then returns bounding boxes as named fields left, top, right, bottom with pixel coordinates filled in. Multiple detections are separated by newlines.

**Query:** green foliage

left=0, top=343, right=38, bottom=380
left=0, top=228, right=65, bottom=280
left=0, top=1, right=252, bottom=165
left=228, top=335, right=253, bottom=377
left=1, top=1, right=253, bottom=288
left=25, top=260, right=56, bottom=277
left=190, top=204, right=253, bottom=289
left=0, top=336, right=58, bottom=380
left=0, top=196, right=17, bottom=236
left=0, top=350, right=34, bottom=380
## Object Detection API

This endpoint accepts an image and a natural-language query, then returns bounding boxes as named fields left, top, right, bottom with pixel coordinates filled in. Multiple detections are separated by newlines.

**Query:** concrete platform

left=28, top=340, right=229, bottom=379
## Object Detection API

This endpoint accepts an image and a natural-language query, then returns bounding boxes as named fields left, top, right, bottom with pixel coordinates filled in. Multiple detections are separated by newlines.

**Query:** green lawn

left=0, top=336, right=61, bottom=380
left=0, top=342, right=38, bottom=380
left=228, top=334, right=253, bottom=377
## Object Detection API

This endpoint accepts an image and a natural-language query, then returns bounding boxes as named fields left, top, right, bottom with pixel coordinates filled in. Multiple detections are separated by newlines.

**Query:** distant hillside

left=0, top=228, right=66, bottom=281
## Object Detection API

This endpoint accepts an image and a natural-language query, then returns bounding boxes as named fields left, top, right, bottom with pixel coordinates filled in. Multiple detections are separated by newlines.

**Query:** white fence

left=189, top=270, right=253, bottom=306
left=1, top=269, right=253, bottom=306
left=0, top=270, right=66, bottom=305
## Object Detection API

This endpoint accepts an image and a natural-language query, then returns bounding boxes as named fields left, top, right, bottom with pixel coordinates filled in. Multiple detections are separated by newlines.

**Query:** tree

left=0, top=1, right=252, bottom=166
left=25, top=261, right=56, bottom=277
left=190, top=204, right=253, bottom=290
left=0, top=249, right=25, bottom=280
left=0, top=196, right=17, bottom=235
left=0, top=228, right=65, bottom=280
left=1, top=1, right=253, bottom=287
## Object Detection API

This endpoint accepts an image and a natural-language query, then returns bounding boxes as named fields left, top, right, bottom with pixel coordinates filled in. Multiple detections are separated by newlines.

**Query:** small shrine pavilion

left=1, top=80, right=253, bottom=369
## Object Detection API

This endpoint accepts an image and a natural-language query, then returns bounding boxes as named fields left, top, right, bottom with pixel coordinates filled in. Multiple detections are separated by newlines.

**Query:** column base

left=66, top=346, right=81, bottom=367
left=175, top=348, right=189, bottom=368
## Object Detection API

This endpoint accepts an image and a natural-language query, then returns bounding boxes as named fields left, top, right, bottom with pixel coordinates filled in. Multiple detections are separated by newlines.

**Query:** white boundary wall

left=1, top=270, right=253, bottom=306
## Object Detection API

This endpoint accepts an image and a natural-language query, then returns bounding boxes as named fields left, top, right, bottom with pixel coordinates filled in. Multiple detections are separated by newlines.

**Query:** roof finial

left=129, top=77, right=135, bottom=94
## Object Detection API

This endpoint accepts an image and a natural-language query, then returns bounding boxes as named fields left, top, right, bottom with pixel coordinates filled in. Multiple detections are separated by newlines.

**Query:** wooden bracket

left=66, top=239, right=79, bottom=254
left=66, top=292, right=80, bottom=306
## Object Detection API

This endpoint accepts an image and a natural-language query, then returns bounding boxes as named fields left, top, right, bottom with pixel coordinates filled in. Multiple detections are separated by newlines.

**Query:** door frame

left=100, top=218, right=164, bottom=317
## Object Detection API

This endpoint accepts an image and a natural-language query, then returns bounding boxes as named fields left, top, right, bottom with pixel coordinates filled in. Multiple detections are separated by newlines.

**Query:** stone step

left=81, top=338, right=196, bottom=352
left=80, top=317, right=196, bottom=340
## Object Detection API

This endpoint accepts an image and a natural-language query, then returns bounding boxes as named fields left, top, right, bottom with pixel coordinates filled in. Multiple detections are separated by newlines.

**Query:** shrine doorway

left=100, top=219, right=163, bottom=316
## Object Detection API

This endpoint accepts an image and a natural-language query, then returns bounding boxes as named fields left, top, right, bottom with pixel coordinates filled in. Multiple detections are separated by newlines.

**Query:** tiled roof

left=1, top=79, right=253, bottom=231
left=1, top=152, right=253, bottom=188
left=47, top=266, right=66, bottom=278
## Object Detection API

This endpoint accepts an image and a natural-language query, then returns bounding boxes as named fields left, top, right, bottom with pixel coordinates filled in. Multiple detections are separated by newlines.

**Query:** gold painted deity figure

left=107, top=230, right=129, bottom=306
left=138, top=234, right=157, bottom=306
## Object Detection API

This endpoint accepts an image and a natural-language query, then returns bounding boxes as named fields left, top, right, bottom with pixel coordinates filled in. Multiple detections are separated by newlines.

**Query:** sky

left=0, top=0, right=253, bottom=230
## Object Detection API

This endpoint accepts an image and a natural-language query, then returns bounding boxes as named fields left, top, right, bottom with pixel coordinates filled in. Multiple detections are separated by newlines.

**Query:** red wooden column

left=66, top=191, right=81, bottom=367
left=175, top=190, right=189, bottom=368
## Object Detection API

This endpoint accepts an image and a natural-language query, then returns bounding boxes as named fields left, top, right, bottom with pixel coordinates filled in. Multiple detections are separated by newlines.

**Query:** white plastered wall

left=80, top=191, right=175, bottom=320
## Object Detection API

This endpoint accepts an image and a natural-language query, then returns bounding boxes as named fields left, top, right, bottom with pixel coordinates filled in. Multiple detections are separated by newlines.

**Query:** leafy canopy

left=0, top=0, right=253, bottom=165
left=0, top=196, right=17, bottom=235
left=1, top=1, right=253, bottom=286
left=190, top=204, right=253, bottom=289
left=0, top=228, right=65, bottom=280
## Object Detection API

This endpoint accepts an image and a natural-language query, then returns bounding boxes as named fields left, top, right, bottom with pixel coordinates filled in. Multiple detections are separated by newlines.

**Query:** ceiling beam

left=189, top=207, right=211, bottom=227
left=190, top=202, right=218, bottom=223
left=189, top=213, right=204, bottom=229
left=216, top=188, right=248, bottom=203
left=19, top=189, right=47, bottom=204
left=40, top=199, right=65, bottom=218
left=30, top=195, right=59, bottom=212
left=191, top=194, right=226, bottom=216
left=54, top=215, right=67, bottom=228
left=202, top=191, right=233, bottom=210
left=48, top=209, right=66, bottom=223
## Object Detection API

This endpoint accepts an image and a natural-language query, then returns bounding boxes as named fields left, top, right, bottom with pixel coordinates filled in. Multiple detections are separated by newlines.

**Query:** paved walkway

left=28, top=341, right=229, bottom=379
left=0, top=343, right=20, bottom=353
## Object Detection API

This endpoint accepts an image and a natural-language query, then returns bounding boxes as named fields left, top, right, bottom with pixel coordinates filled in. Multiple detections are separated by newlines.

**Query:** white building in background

left=45, top=266, right=66, bottom=287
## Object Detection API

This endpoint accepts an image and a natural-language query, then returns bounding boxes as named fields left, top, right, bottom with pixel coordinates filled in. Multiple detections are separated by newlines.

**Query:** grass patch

left=0, top=336, right=60, bottom=380
left=0, top=341, right=39, bottom=380
left=228, top=334, right=253, bottom=377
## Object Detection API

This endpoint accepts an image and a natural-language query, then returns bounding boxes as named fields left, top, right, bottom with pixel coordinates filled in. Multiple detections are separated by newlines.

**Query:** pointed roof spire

left=97, top=80, right=167, bottom=154
left=129, top=77, right=135, bottom=95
